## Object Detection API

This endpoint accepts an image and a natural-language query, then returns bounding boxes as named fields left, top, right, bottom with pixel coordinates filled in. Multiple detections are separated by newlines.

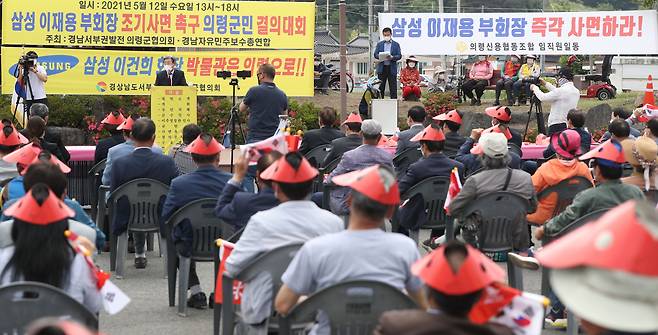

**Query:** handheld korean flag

left=489, top=292, right=548, bottom=335
left=444, top=167, right=462, bottom=215
left=214, top=239, right=244, bottom=305
left=239, top=134, right=289, bottom=164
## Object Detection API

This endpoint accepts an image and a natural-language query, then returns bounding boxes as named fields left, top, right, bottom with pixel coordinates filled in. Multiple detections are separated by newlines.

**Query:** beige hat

left=622, top=136, right=658, bottom=191
left=479, top=132, right=508, bottom=159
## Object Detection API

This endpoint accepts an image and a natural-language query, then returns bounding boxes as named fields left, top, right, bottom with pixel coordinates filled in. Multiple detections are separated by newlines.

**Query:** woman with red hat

left=526, top=129, right=594, bottom=226
left=0, top=183, right=101, bottom=313
left=94, top=110, right=126, bottom=164
left=375, top=241, right=513, bottom=335
left=0, top=119, right=28, bottom=181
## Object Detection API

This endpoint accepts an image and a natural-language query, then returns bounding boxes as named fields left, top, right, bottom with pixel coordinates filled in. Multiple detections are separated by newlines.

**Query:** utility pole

left=368, top=0, right=374, bottom=73
left=326, top=0, right=330, bottom=31
left=439, top=0, right=446, bottom=70
left=339, top=0, right=348, bottom=120
left=540, top=0, right=548, bottom=71
left=438, top=0, right=444, bottom=12
left=456, top=0, right=461, bottom=79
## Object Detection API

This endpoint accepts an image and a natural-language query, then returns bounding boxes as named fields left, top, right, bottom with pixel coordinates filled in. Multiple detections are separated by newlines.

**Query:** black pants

left=495, top=79, right=515, bottom=103
left=175, top=242, right=200, bottom=289
left=133, top=232, right=146, bottom=255
left=462, top=79, right=488, bottom=101
left=378, top=66, right=398, bottom=99
left=314, top=72, right=331, bottom=93
left=24, top=98, right=48, bottom=112
left=548, top=123, right=567, bottom=136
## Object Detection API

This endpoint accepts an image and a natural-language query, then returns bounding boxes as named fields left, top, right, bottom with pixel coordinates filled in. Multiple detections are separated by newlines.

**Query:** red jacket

left=503, top=61, right=521, bottom=78
left=400, top=67, right=420, bottom=86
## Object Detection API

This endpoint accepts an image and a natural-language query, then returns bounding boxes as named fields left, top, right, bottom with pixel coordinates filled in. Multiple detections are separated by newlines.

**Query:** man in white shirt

left=530, top=68, right=580, bottom=136
left=225, top=152, right=344, bottom=333
left=275, top=165, right=428, bottom=335
left=17, top=51, right=48, bottom=111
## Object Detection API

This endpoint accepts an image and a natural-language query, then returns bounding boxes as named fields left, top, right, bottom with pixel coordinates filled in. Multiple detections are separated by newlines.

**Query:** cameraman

left=17, top=51, right=48, bottom=111
left=314, top=54, right=331, bottom=95
left=530, top=68, right=580, bottom=136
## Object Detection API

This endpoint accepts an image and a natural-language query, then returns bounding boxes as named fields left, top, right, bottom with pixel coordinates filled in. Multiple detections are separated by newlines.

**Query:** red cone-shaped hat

left=331, top=165, right=400, bottom=205
left=260, top=152, right=318, bottom=183
left=412, top=243, right=505, bottom=295
left=579, top=139, right=626, bottom=163
left=184, top=134, right=224, bottom=155
left=0, top=125, right=28, bottom=147
left=537, top=201, right=658, bottom=276
left=4, top=187, right=75, bottom=225
left=433, top=109, right=463, bottom=125
left=24, top=152, right=71, bottom=175
left=482, top=125, right=512, bottom=140
left=342, top=113, right=363, bottom=125
left=117, top=116, right=136, bottom=131
left=102, top=112, right=126, bottom=126
left=485, top=106, right=512, bottom=122
left=3, top=143, right=41, bottom=166
left=411, top=125, right=446, bottom=142
left=285, top=135, right=301, bottom=152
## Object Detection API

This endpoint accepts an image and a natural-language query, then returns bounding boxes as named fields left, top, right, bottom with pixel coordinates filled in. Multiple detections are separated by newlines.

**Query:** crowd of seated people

left=1, top=98, right=658, bottom=335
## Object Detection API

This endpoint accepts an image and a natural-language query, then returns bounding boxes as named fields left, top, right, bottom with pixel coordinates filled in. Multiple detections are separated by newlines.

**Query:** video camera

left=18, top=52, right=37, bottom=69
left=522, top=72, right=558, bottom=85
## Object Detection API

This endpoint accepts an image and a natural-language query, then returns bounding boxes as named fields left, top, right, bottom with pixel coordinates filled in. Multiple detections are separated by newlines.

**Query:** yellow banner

left=1, top=47, right=314, bottom=96
left=1, top=0, right=315, bottom=49
left=150, top=86, right=197, bottom=152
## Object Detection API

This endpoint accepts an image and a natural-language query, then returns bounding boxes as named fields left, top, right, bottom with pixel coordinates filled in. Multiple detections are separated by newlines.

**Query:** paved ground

left=97, top=230, right=565, bottom=335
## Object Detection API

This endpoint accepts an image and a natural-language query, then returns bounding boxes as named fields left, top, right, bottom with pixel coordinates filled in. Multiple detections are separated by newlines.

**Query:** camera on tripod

left=18, top=54, right=37, bottom=69
left=522, top=76, right=542, bottom=85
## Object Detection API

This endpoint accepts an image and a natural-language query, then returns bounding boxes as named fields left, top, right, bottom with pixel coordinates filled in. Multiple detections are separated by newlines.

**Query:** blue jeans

left=513, top=80, right=532, bottom=102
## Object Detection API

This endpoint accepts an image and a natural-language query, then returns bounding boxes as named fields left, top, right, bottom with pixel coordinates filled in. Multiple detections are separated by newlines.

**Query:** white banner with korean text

left=378, top=10, right=658, bottom=55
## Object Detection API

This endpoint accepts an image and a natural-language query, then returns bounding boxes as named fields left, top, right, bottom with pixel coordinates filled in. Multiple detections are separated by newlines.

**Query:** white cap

left=480, top=132, right=508, bottom=158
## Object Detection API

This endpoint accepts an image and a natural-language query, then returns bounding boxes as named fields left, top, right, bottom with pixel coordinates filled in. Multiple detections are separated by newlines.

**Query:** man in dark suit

left=397, top=125, right=464, bottom=240
left=395, top=106, right=426, bottom=176
left=433, top=109, right=467, bottom=158
left=110, top=118, right=179, bottom=269
left=322, top=113, right=363, bottom=168
left=375, top=241, right=514, bottom=335
left=94, top=111, right=126, bottom=164
left=373, top=27, right=402, bottom=99
left=161, top=133, right=231, bottom=309
left=215, top=151, right=281, bottom=230
left=27, top=103, right=70, bottom=163
left=298, top=107, right=344, bottom=155
left=154, top=55, right=188, bottom=86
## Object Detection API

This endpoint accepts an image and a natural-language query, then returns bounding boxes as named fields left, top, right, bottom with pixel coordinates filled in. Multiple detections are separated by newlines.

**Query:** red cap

left=0, top=125, right=28, bottom=147
left=536, top=201, right=658, bottom=276
left=331, top=165, right=400, bottom=205
left=433, top=109, right=462, bottom=125
left=184, top=134, right=224, bottom=155
left=3, top=143, right=41, bottom=166
left=4, top=187, right=75, bottom=225
left=117, top=116, right=136, bottom=131
left=412, top=243, right=505, bottom=295
left=579, top=139, right=626, bottom=163
left=101, top=112, right=126, bottom=126
left=259, top=153, right=318, bottom=183
left=285, top=135, right=301, bottom=152
left=342, top=113, right=363, bottom=125
left=411, top=125, right=446, bottom=142
left=25, top=152, right=71, bottom=175
left=482, top=125, right=512, bottom=140
left=551, top=129, right=582, bottom=159
left=485, top=106, right=512, bottom=122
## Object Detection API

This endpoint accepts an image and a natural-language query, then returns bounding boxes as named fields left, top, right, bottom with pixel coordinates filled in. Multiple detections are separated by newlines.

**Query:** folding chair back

left=278, top=280, right=417, bottom=335
left=0, top=282, right=98, bottom=334
left=392, top=147, right=422, bottom=176
left=305, top=144, right=332, bottom=168
left=536, top=176, right=593, bottom=219
left=87, top=159, right=107, bottom=220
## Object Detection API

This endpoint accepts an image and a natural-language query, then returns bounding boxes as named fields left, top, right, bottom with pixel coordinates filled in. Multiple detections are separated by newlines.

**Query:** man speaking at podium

left=154, top=56, right=188, bottom=86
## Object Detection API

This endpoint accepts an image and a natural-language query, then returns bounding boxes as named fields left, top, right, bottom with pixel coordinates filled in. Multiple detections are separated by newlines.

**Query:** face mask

left=408, top=62, right=416, bottom=68
left=527, top=59, right=534, bottom=65
left=558, top=77, right=569, bottom=86
left=511, top=57, right=519, bottom=63
left=479, top=56, right=486, bottom=61
left=164, top=64, right=173, bottom=72
left=383, top=36, right=391, bottom=42
left=491, top=119, right=499, bottom=127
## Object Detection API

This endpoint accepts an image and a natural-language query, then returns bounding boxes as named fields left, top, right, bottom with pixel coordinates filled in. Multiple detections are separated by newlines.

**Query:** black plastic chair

left=314, top=157, right=342, bottom=194
left=278, top=280, right=417, bottom=335
left=392, top=147, right=422, bottom=176
left=535, top=176, right=593, bottom=222
left=458, top=191, right=530, bottom=290
left=400, top=176, right=452, bottom=243
left=541, top=208, right=609, bottom=335
left=108, top=178, right=169, bottom=279
left=643, top=189, right=658, bottom=206
left=0, top=282, right=98, bottom=334
left=304, top=144, right=332, bottom=168
left=87, top=159, right=107, bottom=221
left=164, top=198, right=224, bottom=316
left=219, top=243, right=303, bottom=335
left=96, top=185, right=110, bottom=242
left=507, top=143, right=523, bottom=158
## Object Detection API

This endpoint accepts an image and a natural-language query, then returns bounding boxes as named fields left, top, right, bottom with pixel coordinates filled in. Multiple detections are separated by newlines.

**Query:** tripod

left=523, top=93, right=546, bottom=141
left=11, top=62, right=35, bottom=128
left=227, top=78, right=246, bottom=173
